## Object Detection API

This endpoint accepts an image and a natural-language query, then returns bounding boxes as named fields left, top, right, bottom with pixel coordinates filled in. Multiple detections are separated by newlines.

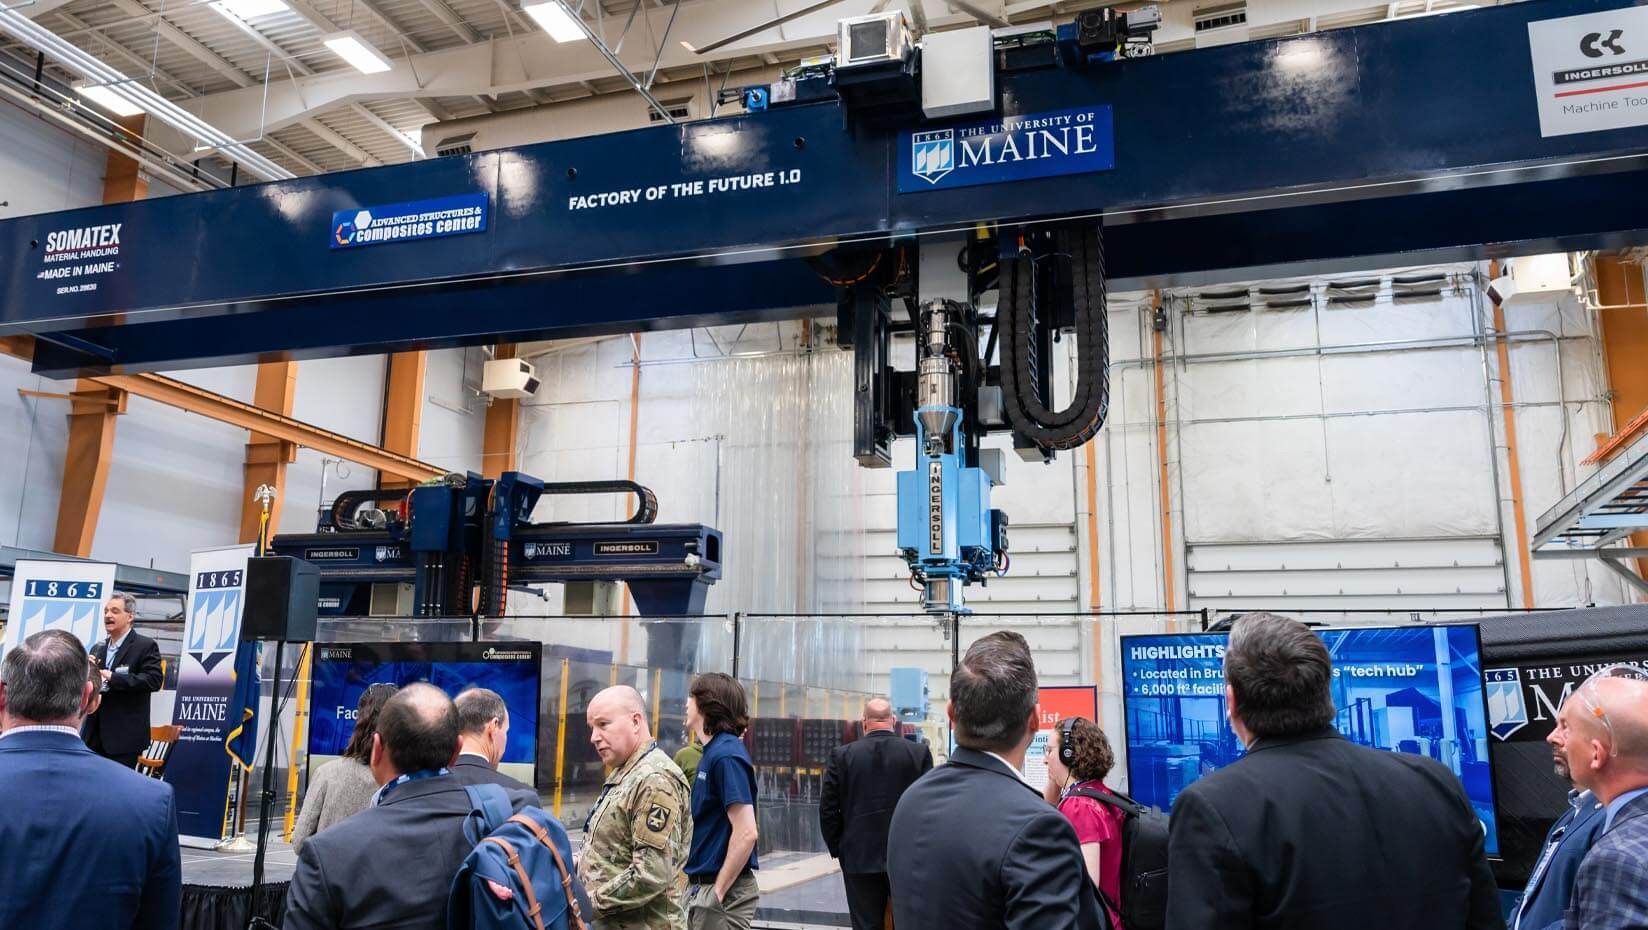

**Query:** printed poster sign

left=1528, top=5, right=1648, bottom=136
left=1, top=560, right=115, bottom=659
left=1485, top=655, right=1648, bottom=743
left=165, top=544, right=255, bottom=846
left=1024, top=684, right=1100, bottom=792
left=898, top=105, right=1115, bottom=193
left=330, top=192, right=488, bottom=249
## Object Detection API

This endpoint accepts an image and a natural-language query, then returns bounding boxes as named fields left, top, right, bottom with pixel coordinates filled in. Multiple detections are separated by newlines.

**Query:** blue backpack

left=448, top=784, right=588, bottom=930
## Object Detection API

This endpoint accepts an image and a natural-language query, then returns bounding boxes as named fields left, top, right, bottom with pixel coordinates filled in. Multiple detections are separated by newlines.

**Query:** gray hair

left=1224, top=612, right=1337, bottom=739
left=109, top=592, right=137, bottom=616
left=950, top=630, right=1039, bottom=753
left=455, top=687, right=509, bottom=736
left=1, top=629, right=90, bottom=723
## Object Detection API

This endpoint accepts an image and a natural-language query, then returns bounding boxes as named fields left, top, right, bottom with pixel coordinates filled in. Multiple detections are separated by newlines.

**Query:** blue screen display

left=1121, top=625, right=1498, bottom=856
left=308, top=642, right=541, bottom=774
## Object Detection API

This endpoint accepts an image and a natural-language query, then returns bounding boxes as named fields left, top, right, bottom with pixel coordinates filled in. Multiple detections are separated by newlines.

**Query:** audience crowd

left=4, top=602, right=1648, bottom=930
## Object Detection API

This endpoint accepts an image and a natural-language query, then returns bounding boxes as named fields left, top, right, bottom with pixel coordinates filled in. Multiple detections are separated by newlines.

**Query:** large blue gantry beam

left=3, top=0, right=1648, bottom=375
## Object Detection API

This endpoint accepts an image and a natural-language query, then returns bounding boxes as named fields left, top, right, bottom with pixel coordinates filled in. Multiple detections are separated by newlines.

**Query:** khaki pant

left=686, top=871, right=759, bottom=930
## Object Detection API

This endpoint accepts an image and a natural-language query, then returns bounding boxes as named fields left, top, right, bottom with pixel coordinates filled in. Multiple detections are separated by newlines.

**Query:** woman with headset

left=1043, top=716, right=1126, bottom=930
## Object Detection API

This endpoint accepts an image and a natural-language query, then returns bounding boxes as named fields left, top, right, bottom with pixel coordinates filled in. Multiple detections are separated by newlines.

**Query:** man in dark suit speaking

left=887, top=631, right=1105, bottom=930
left=820, top=697, right=932, bottom=930
left=1165, top=612, right=1502, bottom=930
left=83, top=592, right=163, bottom=769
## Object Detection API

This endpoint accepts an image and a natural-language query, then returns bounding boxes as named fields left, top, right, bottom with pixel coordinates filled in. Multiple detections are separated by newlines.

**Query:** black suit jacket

left=820, top=730, right=932, bottom=873
left=284, top=773, right=539, bottom=930
left=887, top=747, right=1106, bottom=930
left=450, top=755, right=540, bottom=799
left=1166, top=728, right=1502, bottom=930
left=84, top=631, right=164, bottom=756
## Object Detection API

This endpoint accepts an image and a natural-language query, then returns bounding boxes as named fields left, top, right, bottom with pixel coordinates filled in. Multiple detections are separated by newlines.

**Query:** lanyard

left=373, top=767, right=447, bottom=807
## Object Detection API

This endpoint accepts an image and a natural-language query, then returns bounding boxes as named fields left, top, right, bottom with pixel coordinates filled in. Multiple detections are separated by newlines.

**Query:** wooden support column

left=379, top=351, right=428, bottom=489
left=482, top=344, right=519, bottom=480
left=103, top=114, right=149, bottom=202
left=1594, top=254, right=1648, bottom=581
left=52, top=385, right=127, bottom=557
left=240, top=362, right=298, bottom=546
left=1152, top=291, right=1177, bottom=621
left=52, top=115, right=146, bottom=557
left=1488, top=260, right=1536, bottom=609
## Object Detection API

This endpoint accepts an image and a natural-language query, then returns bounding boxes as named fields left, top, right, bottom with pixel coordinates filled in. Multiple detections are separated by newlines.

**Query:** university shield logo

left=16, top=599, right=97, bottom=644
left=911, top=129, right=955, bottom=185
left=1486, top=667, right=1529, bottom=741
left=187, top=589, right=241, bottom=674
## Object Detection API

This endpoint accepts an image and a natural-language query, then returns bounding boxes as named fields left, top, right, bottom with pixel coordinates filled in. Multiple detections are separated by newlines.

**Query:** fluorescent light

left=209, top=0, right=289, bottom=20
left=322, top=31, right=394, bottom=74
left=521, top=2, right=587, bottom=42
left=76, top=81, right=144, bottom=117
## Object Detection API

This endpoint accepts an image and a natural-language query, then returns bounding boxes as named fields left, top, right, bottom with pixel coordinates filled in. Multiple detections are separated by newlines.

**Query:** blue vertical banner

left=164, top=544, right=255, bottom=846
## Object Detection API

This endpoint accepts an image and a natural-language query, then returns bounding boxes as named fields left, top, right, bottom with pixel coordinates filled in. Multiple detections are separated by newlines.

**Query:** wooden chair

left=136, top=725, right=182, bottom=779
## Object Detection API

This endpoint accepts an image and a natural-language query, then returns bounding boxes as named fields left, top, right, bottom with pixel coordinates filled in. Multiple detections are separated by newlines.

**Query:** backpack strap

left=507, top=814, right=588, bottom=930
left=463, top=784, right=514, bottom=845
left=482, top=836, right=548, bottom=930
left=1068, top=786, right=1147, bottom=817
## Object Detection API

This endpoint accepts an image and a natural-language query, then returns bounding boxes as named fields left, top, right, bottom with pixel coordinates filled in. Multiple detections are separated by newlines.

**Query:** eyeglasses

left=1575, top=664, right=1648, bottom=758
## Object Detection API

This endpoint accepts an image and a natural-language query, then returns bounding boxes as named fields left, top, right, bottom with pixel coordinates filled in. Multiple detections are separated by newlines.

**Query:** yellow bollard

left=650, top=667, right=662, bottom=735
left=282, top=642, right=314, bottom=842
left=553, top=658, right=570, bottom=818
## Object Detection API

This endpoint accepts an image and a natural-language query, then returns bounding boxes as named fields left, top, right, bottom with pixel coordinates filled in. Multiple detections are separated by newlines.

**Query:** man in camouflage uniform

left=579, top=685, right=693, bottom=930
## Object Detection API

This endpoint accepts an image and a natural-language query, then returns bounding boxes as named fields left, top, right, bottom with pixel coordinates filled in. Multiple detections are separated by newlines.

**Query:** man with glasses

left=83, top=592, right=163, bottom=769
left=1559, top=664, right=1648, bottom=930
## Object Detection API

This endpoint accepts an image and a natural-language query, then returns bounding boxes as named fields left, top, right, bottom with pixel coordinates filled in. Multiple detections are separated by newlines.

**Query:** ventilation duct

left=0, top=8, right=293, bottom=180
left=1257, top=283, right=1313, bottom=310
left=1193, top=1, right=1248, bottom=32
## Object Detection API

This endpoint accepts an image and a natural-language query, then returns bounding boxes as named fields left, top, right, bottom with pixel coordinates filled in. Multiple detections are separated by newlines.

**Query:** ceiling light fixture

left=322, top=30, right=394, bottom=74
left=76, top=81, right=145, bottom=117
left=521, top=2, right=587, bottom=42
left=209, top=0, right=290, bottom=21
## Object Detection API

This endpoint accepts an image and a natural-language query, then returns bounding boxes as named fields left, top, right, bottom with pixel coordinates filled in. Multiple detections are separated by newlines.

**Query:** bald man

left=285, top=683, right=541, bottom=930
left=820, top=697, right=933, bottom=930
left=579, top=685, right=693, bottom=930
left=1561, top=668, right=1648, bottom=930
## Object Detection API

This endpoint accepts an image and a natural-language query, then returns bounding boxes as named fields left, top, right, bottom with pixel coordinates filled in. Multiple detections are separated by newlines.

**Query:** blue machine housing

left=270, top=473, right=492, bottom=616
left=272, top=533, right=414, bottom=616
left=896, top=409, right=1002, bottom=611
left=486, top=472, right=722, bottom=617
left=1, top=0, right=1646, bottom=375
left=271, top=470, right=721, bottom=618
left=506, top=525, right=723, bottom=615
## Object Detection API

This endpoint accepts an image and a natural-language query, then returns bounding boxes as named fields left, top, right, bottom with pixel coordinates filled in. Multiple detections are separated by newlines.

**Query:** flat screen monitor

left=1120, top=624, right=1498, bottom=856
left=307, top=641, right=542, bottom=788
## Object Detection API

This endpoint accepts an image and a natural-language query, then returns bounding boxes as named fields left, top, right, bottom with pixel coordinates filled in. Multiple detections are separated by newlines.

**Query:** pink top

left=1057, top=779, right=1126, bottom=930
